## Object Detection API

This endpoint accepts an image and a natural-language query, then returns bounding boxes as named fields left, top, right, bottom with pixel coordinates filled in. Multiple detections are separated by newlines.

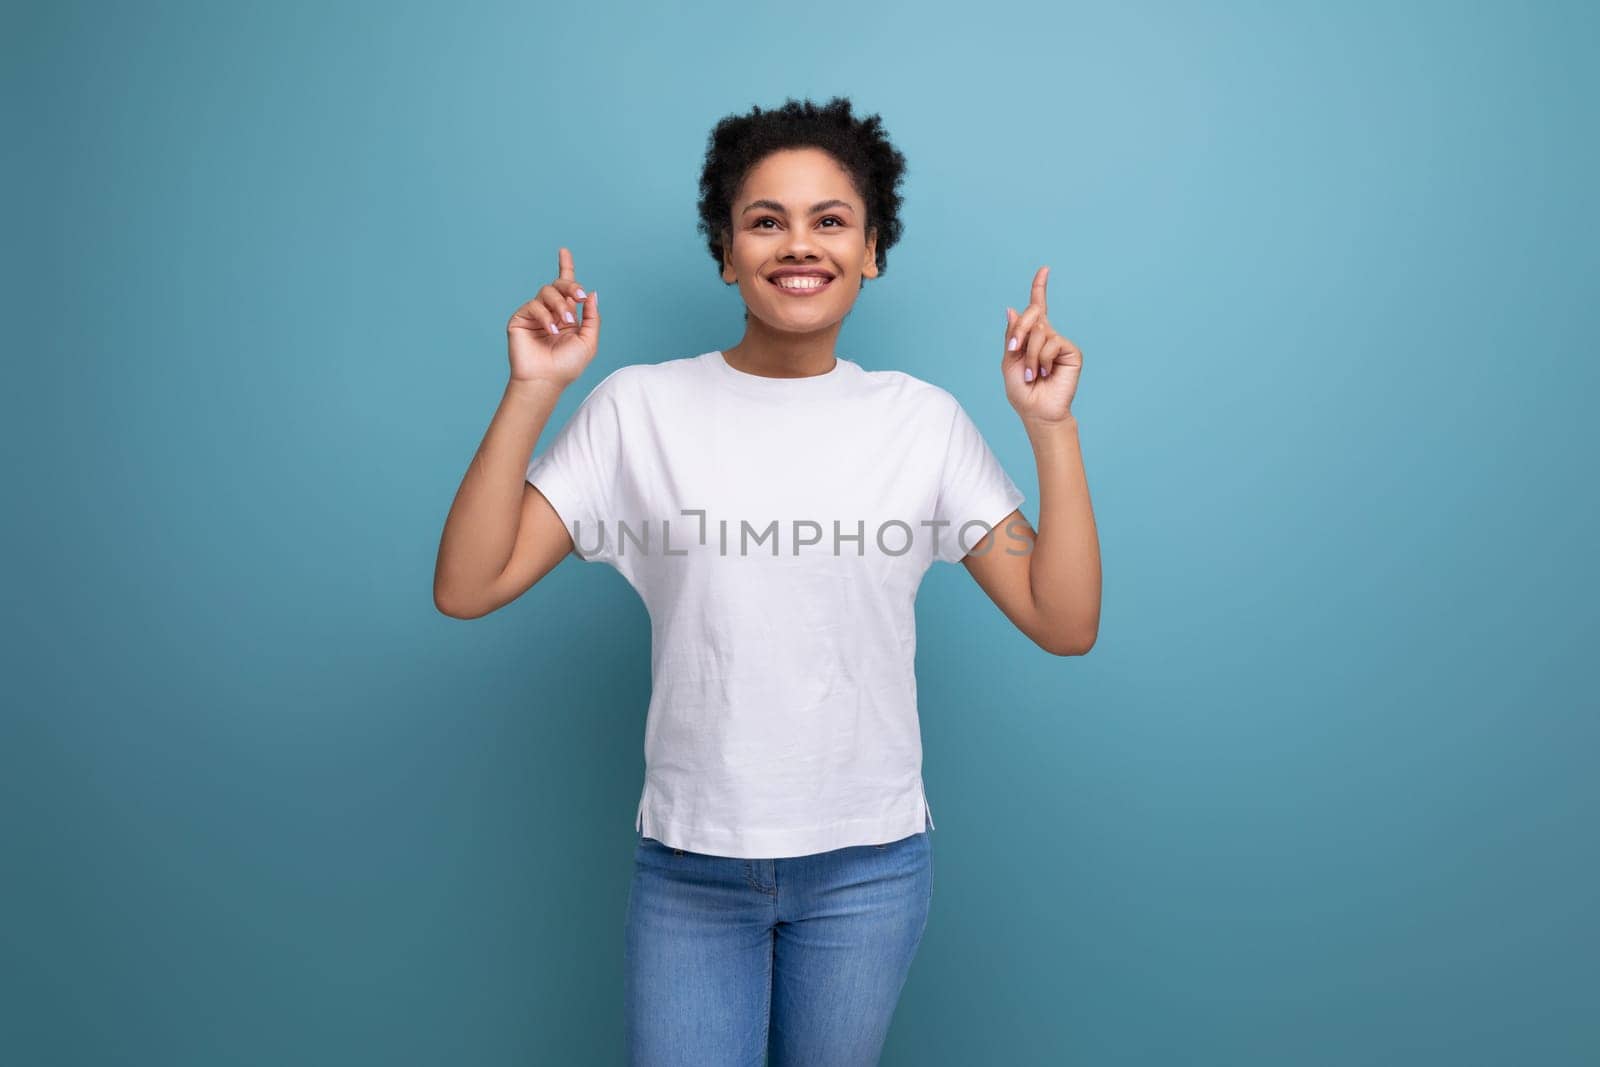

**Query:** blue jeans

left=623, top=826, right=934, bottom=1066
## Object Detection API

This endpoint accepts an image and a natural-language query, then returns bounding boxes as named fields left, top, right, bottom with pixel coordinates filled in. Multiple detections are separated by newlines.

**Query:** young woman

left=434, top=96, right=1101, bottom=1065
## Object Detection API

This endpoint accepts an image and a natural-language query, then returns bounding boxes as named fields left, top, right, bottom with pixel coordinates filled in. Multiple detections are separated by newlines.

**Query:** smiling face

left=720, top=147, right=879, bottom=334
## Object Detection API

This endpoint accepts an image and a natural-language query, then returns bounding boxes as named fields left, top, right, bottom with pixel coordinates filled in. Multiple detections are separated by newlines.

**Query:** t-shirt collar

left=703, top=349, right=854, bottom=399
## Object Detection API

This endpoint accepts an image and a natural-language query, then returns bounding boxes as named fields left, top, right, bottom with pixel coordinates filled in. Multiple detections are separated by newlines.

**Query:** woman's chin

left=759, top=315, right=839, bottom=337
left=750, top=300, right=848, bottom=333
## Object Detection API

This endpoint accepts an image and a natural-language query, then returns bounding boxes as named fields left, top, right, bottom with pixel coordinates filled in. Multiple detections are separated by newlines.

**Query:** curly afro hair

left=696, top=96, right=908, bottom=285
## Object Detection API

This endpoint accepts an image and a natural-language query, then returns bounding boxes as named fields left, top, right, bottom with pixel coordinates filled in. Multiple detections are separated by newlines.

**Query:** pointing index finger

left=558, top=247, right=575, bottom=281
left=1030, top=265, right=1049, bottom=311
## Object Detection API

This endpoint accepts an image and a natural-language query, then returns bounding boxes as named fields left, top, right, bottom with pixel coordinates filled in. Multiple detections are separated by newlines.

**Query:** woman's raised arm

left=432, top=248, right=601, bottom=618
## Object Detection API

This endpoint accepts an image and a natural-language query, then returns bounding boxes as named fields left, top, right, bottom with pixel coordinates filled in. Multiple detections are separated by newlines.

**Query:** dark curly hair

left=696, top=96, right=908, bottom=287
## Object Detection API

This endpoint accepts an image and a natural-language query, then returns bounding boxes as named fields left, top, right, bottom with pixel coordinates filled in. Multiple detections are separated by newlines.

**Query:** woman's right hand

left=506, top=247, right=600, bottom=387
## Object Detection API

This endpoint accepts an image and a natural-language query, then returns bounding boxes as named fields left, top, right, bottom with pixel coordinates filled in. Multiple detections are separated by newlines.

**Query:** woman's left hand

left=1002, top=266, right=1082, bottom=423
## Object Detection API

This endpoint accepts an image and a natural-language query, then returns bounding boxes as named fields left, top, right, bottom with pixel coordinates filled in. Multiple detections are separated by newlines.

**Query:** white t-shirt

left=525, top=349, right=1025, bottom=858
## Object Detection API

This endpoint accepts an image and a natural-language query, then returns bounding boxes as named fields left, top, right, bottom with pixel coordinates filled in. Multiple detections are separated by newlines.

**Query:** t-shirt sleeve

left=525, top=368, right=627, bottom=565
left=931, top=395, right=1027, bottom=564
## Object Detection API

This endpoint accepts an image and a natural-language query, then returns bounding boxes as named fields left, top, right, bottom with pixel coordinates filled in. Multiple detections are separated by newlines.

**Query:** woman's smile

left=768, top=274, right=834, bottom=296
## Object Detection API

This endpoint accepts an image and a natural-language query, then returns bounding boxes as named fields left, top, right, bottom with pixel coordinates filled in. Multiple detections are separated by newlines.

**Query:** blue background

left=5, top=1, right=1596, bottom=1063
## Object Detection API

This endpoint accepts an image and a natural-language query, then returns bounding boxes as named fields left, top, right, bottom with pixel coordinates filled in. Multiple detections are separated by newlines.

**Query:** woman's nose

left=778, top=232, right=821, bottom=259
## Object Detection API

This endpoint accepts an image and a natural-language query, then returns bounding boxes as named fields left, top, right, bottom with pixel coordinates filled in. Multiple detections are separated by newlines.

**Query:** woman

left=433, top=96, right=1101, bottom=1065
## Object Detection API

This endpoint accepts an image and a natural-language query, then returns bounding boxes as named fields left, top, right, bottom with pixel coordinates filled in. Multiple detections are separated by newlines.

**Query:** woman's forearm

left=1022, top=414, right=1101, bottom=652
left=433, top=378, right=565, bottom=614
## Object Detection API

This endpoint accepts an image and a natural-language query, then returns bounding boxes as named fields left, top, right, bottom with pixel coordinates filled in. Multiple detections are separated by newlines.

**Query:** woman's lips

left=768, top=275, right=834, bottom=296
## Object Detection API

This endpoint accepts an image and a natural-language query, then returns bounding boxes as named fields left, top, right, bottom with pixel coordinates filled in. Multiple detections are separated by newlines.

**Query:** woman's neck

left=721, top=317, right=843, bottom=379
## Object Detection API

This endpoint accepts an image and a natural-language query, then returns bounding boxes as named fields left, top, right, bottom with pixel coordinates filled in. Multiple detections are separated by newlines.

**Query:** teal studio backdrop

left=4, top=1, right=1595, bottom=1064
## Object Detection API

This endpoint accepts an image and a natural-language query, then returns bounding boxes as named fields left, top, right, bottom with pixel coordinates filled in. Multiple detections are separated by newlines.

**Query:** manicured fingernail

left=1024, top=367, right=1034, bottom=382
left=1008, top=337, right=1019, bottom=352
left=564, top=311, right=575, bottom=323
left=576, top=288, right=587, bottom=298
left=547, top=322, right=559, bottom=335
left=1040, top=364, right=1049, bottom=377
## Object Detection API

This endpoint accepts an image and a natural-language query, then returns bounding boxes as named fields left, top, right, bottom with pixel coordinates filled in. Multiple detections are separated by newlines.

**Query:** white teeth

left=774, top=276, right=829, bottom=289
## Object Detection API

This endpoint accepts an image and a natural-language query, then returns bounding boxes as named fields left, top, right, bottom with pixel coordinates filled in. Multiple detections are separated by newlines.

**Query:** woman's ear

left=721, top=228, right=738, bottom=284
left=862, top=226, right=880, bottom=280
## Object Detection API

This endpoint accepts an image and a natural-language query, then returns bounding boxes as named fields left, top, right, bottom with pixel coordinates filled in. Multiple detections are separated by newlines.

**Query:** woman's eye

left=754, top=216, right=846, bottom=229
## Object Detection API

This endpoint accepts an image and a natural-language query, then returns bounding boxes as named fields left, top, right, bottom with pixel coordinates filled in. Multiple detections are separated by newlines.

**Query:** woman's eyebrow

left=740, top=198, right=855, bottom=216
